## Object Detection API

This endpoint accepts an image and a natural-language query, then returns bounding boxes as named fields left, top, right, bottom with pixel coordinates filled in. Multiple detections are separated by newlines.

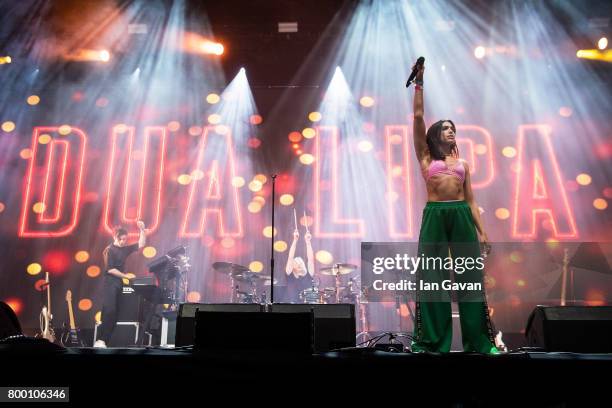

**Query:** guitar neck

left=67, top=297, right=76, bottom=330
left=46, top=272, right=52, bottom=315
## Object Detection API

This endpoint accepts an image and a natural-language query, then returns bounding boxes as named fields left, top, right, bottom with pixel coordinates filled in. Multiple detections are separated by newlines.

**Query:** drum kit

left=212, top=262, right=275, bottom=304
left=212, top=261, right=366, bottom=306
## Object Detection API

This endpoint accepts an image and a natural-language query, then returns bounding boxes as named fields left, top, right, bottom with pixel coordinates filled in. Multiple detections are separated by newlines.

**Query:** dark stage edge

left=1, top=344, right=611, bottom=406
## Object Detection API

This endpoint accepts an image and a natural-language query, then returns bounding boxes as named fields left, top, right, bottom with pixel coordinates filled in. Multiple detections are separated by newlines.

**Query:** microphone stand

left=269, top=174, right=277, bottom=307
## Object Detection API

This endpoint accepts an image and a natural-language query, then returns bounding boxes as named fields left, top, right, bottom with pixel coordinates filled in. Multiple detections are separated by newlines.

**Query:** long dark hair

left=426, top=119, right=459, bottom=160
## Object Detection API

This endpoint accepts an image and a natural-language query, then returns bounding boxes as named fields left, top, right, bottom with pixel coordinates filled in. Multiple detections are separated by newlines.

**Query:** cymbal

left=320, top=263, right=357, bottom=275
left=232, top=271, right=273, bottom=282
left=212, top=262, right=249, bottom=274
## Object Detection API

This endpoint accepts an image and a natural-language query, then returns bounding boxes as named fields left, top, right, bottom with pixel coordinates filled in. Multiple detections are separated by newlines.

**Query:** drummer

left=284, top=228, right=315, bottom=303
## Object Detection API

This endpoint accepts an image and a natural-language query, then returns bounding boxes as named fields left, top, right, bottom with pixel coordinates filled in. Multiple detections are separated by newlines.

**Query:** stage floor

left=1, top=342, right=611, bottom=406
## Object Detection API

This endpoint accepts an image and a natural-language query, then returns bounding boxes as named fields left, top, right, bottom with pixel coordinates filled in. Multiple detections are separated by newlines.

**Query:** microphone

left=405, top=56, right=425, bottom=87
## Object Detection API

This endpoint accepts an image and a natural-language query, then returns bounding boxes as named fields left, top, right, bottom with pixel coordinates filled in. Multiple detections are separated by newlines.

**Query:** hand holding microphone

left=406, top=56, right=425, bottom=87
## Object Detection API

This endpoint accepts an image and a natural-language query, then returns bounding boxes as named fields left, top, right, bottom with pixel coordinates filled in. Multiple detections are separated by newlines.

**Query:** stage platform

left=1, top=341, right=611, bottom=406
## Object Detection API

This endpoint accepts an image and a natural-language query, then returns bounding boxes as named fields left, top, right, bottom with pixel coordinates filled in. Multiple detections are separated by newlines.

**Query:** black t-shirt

left=285, top=273, right=313, bottom=303
left=103, top=243, right=139, bottom=287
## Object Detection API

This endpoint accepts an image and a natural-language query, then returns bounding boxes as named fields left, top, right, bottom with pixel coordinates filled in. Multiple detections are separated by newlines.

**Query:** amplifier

left=117, top=286, right=144, bottom=322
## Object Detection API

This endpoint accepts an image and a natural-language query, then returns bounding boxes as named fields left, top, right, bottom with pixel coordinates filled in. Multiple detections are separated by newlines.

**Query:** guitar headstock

left=66, top=289, right=72, bottom=302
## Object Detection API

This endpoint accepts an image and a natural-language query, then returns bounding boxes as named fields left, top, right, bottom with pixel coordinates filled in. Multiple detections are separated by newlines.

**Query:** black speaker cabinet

left=175, top=303, right=263, bottom=346
left=526, top=305, right=612, bottom=352
left=117, top=286, right=145, bottom=322
left=270, top=304, right=356, bottom=352
left=195, top=311, right=314, bottom=353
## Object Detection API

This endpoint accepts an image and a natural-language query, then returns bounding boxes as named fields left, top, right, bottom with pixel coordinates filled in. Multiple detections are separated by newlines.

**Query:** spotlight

left=64, top=49, right=111, bottom=62
left=576, top=48, right=612, bottom=62
left=474, top=46, right=486, bottom=59
left=0, top=56, right=11, bottom=64
left=598, top=37, right=608, bottom=50
left=99, top=50, right=110, bottom=62
left=201, top=41, right=224, bottom=56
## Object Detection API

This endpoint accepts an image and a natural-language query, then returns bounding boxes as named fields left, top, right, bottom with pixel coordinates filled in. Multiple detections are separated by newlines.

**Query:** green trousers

left=411, top=201, right=498, bottom=354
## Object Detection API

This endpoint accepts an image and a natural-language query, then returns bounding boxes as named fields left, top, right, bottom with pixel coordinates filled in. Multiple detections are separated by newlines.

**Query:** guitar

left=61, top=290, right=84, bottom=347
left=495, top=331, right=508, bottom=353
left=38, top=272, right=56, bottom=343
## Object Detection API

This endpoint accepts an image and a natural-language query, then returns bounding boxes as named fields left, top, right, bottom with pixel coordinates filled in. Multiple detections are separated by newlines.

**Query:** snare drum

left=299, top=287, right=325, bottom=304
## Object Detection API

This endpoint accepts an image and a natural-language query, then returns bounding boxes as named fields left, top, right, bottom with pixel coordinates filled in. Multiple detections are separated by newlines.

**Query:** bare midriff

left=421, top=158, right=465, bottom=201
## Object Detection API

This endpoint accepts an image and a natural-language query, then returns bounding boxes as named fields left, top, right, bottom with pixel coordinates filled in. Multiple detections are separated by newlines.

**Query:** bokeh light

left=250, top=114, right=263, bottom=125
left=288, top=131, right=302, bottom=142
left=232, top=176, right=246, bottom=187
left=167, top=121, right=181, bottom=132
left=27, top=95, right=40, bottom=105
left=593, top=198, right=608, bottom=210
left=248, top=180, right=263, bottom=192
left=279, top=194, right=294, bottom=206
left=262, top=226, right=277, bottom=238
left=302, top=127, right=316, bottom=139
left=86, top=265, right=101, bottom=278
left=254, top=174, right=267, bottom=184
left=177, top=174, right=192, bottom=185
left=274, top=240, right=288, bottom=252
left=20, top=148, right=32, bottom=159
left=74, top=251, right=90, bottom=263
left=248, top=201, right=262, bottom=213
left=1, top=121, right=16, bottom=132
left=495, top=208, right=510, bottom=220
left=143, top=246, right=157, bottom=258
left=576, top=173, right=592, bottom=186
left=206, top=93, right=220, bottom=104
left=247, top=137, right=262, bottom=148
left=359, top=96, right=374, bottom=107
left=502, top=146, right=517, bottom=158
left=207, top=114, right=221, bottom=124
left=189, top=126, right=203, bottom=136
left=357, top=140, right=373, bottom=152
left=38, top=134, right=51, bottom=144
left=249, top=261, right=263, bottom=273
left=315, top=250, right=333, bottom=265
left=32, top=202, right=45, bottom=214
left=27, top=262, right=42, bottom=275
left=187, top=291, right=201, bottom=302
left=299, top=153, right=315, bottom=165
left=308, top=112, right=322, bottom=122
left=58, top=125, right=72, bottom=135
left=78, top=298, right=92, bottom=311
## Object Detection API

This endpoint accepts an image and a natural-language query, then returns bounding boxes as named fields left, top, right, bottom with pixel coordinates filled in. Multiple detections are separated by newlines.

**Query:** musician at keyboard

left=94, top=222, right=147, bottom=348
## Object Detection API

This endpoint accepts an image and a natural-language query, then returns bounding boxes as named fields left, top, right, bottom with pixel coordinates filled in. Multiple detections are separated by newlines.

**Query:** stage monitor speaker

left=270, top=304, right=356, bottom=352
left=526, top=305, right=612, bottom=352
left=195, top=311, right=314, bottom=354
left=175, top=303, right=263, bottom=346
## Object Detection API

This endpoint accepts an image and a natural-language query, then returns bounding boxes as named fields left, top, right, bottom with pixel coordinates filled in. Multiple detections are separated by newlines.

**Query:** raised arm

left=285, top=229, right=299, bottom=275
left=304, top=231, right=315, bottom=277
left=412, top=64, right=428, bottom=163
